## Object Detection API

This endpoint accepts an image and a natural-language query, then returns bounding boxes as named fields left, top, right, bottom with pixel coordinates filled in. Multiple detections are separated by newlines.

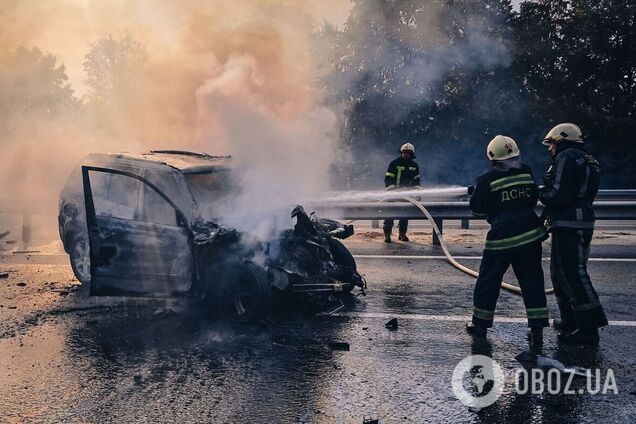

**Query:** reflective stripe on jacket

left=470, top=162, right=547, bottom=251
left=385, top=157, right=420, bottom=189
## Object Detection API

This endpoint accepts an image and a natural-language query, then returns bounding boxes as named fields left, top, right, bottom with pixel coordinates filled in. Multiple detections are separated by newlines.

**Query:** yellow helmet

left=542, top=123, right=583, bottom=146
left=487, top=135, right=520, bottom=161
left=400, top=143, right=415, bottom=154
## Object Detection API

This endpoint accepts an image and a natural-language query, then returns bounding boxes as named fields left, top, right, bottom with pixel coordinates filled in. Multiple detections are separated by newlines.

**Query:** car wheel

left=69, top=238, right=91, bottom=284
left=327, top=238, right=357, bottom=293
left=231, top=262, right=272, bottom=322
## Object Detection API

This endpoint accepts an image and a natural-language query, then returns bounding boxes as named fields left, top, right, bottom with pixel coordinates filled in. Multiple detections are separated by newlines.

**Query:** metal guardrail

left=312, top=200, right=636, bottom=245
left=596, top=189, right=636, bottom=199
left=0, top=199, right=55, bottom=248
left=1, top=191, right=635, bottom=247
left=313, top=201, right=636, bottom=220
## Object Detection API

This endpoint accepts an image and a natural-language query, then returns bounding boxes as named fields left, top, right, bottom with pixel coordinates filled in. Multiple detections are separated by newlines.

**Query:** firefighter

left=467, top=135, right=549, bottom=347
left=540, top=123, right=607, bottom=346
left=383, top=143, right=420, bottom=243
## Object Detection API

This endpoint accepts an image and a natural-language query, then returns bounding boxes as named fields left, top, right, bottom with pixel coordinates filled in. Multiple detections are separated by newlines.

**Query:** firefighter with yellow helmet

left=383, top=143, right=421, bottom=243
left=467, top=135, right=549, bottom=347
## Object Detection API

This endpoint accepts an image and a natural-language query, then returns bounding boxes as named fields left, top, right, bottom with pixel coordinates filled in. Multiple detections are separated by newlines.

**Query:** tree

left=320, top=0, right=636, bottom=187
left=0, top=46, right=77, bottom=134
left=512, top=0, right=636, bottom=185
left=83, top=32, right=148, bottom=106
left=319, top=0, right=521, bottom=187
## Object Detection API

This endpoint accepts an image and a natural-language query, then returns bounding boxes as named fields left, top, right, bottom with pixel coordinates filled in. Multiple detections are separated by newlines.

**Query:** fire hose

left=401, top=196, right=554, bottom=296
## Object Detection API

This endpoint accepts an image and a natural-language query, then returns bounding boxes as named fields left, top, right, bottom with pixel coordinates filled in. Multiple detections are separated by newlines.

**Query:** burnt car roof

left=88, top=151, right=232, bottom=174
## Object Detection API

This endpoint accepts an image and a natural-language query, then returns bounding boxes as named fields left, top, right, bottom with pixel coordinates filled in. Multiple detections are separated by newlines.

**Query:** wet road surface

left=1, top=238, right=635, bottom=423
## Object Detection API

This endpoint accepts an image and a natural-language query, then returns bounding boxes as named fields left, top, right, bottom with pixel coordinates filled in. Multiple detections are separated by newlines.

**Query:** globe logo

left=452, top=355, right=505, bottom=408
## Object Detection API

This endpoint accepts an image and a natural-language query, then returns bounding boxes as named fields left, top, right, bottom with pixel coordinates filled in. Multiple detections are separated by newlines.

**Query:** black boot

left=383, top=226, right=392, bottom=243
left=558, top=328, right=600, bottom=346
left=398, top=231, right=409, bottom=242
left=527, top=327, right=543, bottom=348
left=466, top=322, right=487, bottom=337
left=553, top=318, right=576, bottom=333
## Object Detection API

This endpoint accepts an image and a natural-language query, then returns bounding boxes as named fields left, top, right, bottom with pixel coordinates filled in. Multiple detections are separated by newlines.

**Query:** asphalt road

left=1, top=236, right=635, bottom=423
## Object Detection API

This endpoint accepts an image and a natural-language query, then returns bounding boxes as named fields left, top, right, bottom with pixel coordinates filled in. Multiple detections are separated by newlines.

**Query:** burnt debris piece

left=327, top=341, right=350, bottom=351
left=385, top=318, right=398, bottom=330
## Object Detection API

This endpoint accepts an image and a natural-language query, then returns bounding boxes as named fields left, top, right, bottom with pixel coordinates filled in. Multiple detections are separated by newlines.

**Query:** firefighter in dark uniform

left=383, top=143, right=421, bottom=243
left=540, top=123, right=607, bottom=346
left=467, top=135, right=549, bottom=347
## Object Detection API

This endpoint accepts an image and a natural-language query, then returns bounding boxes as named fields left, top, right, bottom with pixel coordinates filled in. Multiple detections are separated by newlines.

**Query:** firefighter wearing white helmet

left=542, top=123, right=583, bottom=145
left=487, top=135, right=520, bottom=161
left=383, top=142, right=420, bottom=243
left=400, top=142, right=415, bottom=154
left=467, top=135, right=549, bottom=346
left=539, top=123, right=607, bottom=345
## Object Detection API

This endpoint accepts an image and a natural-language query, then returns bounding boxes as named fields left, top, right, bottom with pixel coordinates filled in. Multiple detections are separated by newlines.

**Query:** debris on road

left=385, top=318, right=398, bottom=330
left=0, top=273, right=9, bottom=279
left=363, top=416, right=379, bottom=424
left=16, top=282, right=26, bottom=287
left=515, top=350, right=590, bottom=377
left=8, top=304, right=17, bottom=309
left=328, top=341, right=350, bottom=351
left=12, top=250, right=41, bottom=254
left=0, top=231, right=10, bottom=239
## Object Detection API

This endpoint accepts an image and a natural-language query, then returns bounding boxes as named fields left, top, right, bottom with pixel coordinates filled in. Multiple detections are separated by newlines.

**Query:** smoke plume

left=0, top=0, right=352, bottom=239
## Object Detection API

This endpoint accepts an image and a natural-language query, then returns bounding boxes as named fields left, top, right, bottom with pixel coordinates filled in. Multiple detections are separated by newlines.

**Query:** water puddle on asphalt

left=1, top=306, right=634, bottom=423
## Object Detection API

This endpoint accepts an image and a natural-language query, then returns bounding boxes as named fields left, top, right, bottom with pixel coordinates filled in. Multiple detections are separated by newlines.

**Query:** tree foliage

left=83, top=32, right=149, bottom=106
left=0, top=46, right=77, bottom=135
left=320, top=0, right=636, bottom=187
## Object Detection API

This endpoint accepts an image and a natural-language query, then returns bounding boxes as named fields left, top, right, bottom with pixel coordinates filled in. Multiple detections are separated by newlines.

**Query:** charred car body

left=58, top=151, right=364, bottom=320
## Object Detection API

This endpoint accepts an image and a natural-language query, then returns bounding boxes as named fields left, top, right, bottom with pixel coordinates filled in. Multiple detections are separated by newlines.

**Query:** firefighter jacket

left=385, top=157, right=420, bottom=190
left=539, top=142, right=600, bottom=230
left=470, top=161, right=548, bottom=251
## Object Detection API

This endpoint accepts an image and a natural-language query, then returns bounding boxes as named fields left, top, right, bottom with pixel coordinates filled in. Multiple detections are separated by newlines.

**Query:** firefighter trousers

left=472, top=241, right=549, bottom=328
left=383, top=219, right=408, bottom=232
left=550, top=229, right=608, bottom=330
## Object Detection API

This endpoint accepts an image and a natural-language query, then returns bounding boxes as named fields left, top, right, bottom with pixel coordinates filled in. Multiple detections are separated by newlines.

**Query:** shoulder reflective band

left=386, top=172, right=396, bottom=178
left=473, top=307, right=495, bottom=320
left=526, top=306, right=549, bottom=319
left=489, top=173, right=534, bottom=192
left=484, top=227, right=547, bottom=251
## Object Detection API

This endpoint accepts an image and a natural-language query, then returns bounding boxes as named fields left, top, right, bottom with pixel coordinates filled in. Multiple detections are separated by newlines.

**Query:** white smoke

left=195, top=55, right=338, bottom=239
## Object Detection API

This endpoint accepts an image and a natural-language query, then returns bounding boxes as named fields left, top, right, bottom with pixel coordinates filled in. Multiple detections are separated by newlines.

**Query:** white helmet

left=400, top=143, right=415, bottom=154
left=487, top=135, right=520, bottom=161
left=542, top=123, right=583, bottom=146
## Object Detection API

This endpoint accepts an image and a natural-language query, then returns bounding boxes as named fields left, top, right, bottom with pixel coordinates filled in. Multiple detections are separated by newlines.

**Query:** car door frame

left=82, top=165, right=194, bottom=297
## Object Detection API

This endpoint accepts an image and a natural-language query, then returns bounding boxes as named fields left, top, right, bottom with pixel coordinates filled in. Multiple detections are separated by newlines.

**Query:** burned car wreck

left=58, top=151, right=364, bottom=320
